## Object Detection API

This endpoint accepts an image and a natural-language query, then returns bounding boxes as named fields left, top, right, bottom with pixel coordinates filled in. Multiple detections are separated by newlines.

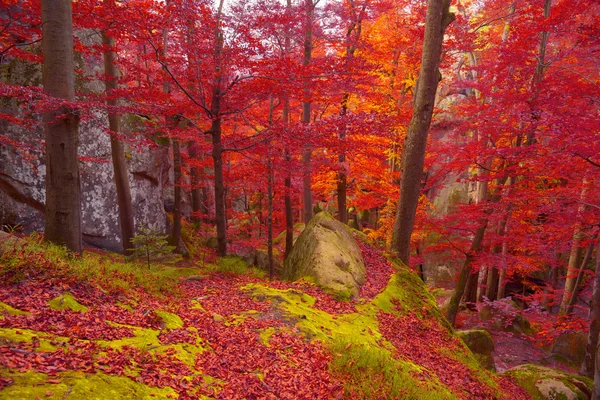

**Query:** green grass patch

left=203, top=256, right=266, bottom=278
left=0, top=235, right=200, bottom=298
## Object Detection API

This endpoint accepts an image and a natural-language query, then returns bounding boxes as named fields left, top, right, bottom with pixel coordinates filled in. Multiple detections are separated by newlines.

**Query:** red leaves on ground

left=377, top=300, right=531, bottom=400
left=0, top=271, right=344, bottom=399
left=357, top=240, right=395, bottom=300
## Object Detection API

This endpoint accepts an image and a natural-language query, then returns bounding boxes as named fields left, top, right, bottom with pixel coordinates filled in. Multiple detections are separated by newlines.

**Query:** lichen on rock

left=504, top=364, right=592, bottom=400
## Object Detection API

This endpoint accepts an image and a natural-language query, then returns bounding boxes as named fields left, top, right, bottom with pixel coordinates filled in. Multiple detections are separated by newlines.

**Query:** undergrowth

left=0, top=233, right=197, bottom=298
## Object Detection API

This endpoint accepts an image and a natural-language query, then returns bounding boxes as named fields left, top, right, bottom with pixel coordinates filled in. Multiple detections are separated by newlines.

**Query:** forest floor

left=0, top=234, right=535, bottom=399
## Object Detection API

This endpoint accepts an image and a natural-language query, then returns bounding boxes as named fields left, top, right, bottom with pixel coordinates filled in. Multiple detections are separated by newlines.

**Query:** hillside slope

left=0, top=234, right=531, bottom=399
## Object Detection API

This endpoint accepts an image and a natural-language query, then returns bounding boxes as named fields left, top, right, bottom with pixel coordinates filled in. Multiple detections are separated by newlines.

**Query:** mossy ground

left=0, top=369, right=178, bottom=399
left=0, top=234, right=538, bottom=399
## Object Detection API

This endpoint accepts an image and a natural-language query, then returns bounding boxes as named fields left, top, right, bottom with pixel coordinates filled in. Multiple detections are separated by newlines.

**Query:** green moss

left=442, top=347, right=501, bottom=396
left=259, top=327, right=276, bottom=347
left=0, top=302, right=29, bottom=316
left=48, top=293, right=89, bottom=312
left=155, top=310, right=184, bottom=330
left=244, top=265, right=495, bottom=399
left=115, top=301, right=134, bottom=312
left=0, top=369, right=178, bottom=399
left=0, top=328, right=63, bottom=352
left=329, top=340, right=456, bottom=399
left=505, top=365, right=593, bottom=400
left=203, top=256, right=265, bottom=278
left=0, top=236, right=201, bottom=298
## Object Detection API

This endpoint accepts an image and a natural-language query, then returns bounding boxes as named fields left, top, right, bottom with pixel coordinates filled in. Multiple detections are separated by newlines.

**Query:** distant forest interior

left=1, top=0, right=600, bottom=399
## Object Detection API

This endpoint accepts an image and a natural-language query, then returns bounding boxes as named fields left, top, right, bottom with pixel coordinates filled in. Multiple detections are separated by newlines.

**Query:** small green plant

left=127, top=227, right=177, bottom=268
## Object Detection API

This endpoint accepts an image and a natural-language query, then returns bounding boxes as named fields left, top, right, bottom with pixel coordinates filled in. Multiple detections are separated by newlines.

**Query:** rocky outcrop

left=282, top=212, right=365, bottom=297
left=0, top=38, right=170, bottom=252
left=456, top=329, right=495, bottom=371
left=504, top=364, right=592, bottom=400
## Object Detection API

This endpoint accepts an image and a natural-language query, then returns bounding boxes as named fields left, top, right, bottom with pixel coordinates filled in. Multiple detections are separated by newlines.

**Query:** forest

left=0, top=0, right=599, bottom=398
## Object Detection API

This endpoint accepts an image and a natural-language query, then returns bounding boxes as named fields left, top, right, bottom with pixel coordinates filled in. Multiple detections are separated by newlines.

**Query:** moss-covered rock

left=48, top=293, right=89, bottom=312
left=273, top=223, right=305, bottom=246
left=282, top=212, right=365, bottom=297
left=456, top=329, right=495, bottom=371
left=504, top=364, right=592, bottom=400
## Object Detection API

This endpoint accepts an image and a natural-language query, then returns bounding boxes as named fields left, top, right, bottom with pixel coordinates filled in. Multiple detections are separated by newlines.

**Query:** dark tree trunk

left=189, top=140, right=203, bottom=224
left=582, top=240, right=600, bottom=379
left=567, top=237, right=596, bottom=314
left=212, top=117, right=226, bottom=256
left=337, top=93, right=349, bottom=225
left=170, top=137, right=183, bottom=250
left=390, top=0, right=454, bottom=265
left=282, top=96, right=294, bottom=260
left=41, top=0, right=82, bottom=253
left=446, top=218, right=488, bottom=327
left=102, top=31, right=135, bottom=255
left=302, top=0, right=314, bottom=224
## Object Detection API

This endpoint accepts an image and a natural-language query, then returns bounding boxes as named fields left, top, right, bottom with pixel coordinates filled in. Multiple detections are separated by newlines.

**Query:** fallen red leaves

left=0, top=271, right=345, bottom=399
left=357, top=240, right=395, bottom=300
left=377, top=300, right=531, bottom=400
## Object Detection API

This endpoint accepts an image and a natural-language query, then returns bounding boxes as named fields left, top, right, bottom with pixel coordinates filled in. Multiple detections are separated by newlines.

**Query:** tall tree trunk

left=567, top=237, right=596, bottom=314
left=337, top=93, right=348, bottom=224
left=446, top=218, right=488, bottom=327
left=102, top=31, right=135, bottom=255
left=390, top=0, right=454, bottom=265
left=560, top=179, right=590, bottom=314
left=582, top=239, right=600, bottom=379
left=283, top=0, right=294, bottom=260
left=302, top=0, right=314, bottom=223
left=189, top=141, right=203, bottom=224
left=212, top=115, right=226, bottom=256
left=283, top=97, right=294, bottom=260
left=267, top=98, right=275, bottom=279
left=41, top=0, right=82, bottom=253
left=170, top=136, right=183, bottom=250
left=211, top=0, right=227, bottom=256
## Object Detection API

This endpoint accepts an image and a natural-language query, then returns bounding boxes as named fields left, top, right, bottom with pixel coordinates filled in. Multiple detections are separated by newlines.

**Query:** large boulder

left=550, top=332, right=587, bottom=365
left=283, top=212, right=365, bottom=297
left=505, top=364, right=592, bottom=400
left=456, top=329, right=495, bottom=371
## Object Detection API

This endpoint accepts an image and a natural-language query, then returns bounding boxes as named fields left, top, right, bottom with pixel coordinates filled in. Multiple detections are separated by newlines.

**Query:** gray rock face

left=0, top=112, right=170, bottom=252
left=0, top=42, right=170, bottom=252
left=283, top=212, right=366, bottom=297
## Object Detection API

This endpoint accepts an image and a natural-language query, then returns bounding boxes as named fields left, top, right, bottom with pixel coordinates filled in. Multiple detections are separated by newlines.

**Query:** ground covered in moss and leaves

left=0, top=235, right=532, bottom=399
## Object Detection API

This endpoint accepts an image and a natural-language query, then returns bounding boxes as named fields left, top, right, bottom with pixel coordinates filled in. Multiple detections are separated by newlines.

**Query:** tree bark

left=170, top=136, right=183, bottom=250
left=567, top=236, right=596, bottom=314
left=189, top=141, right=203, bottom=224
left=41, top=0, right=82, bottom=253
left=582, top=240, right=600, bottom=379
left=283, top=97, right=294, bottom=260
left=446, top=218, right=488, bottom=327
left=560, top=180, right=590, bottom=314
left=302, top=0, right=314, bottom=223
left=102, top=31, right=135, bottom=255
left=390, top=0, right=454, bottom=265
left=267, top=98, right=275, bottom=280
left=211, top=1, right=227, bottom=256
left=283, top=0, right=294, bottom=260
